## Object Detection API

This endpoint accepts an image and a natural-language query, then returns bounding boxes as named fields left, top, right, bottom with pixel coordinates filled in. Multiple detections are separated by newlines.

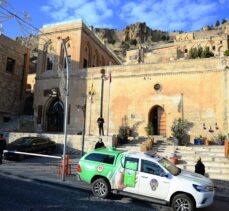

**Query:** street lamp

left=100, top=69, right=106, bottom=118
left=76, top=98, right=87, bottom=156
left=88, top=90, right=95, bottom=136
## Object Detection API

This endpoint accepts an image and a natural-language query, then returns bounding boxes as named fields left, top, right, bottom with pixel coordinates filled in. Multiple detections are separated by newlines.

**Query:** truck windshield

left=158, top=158, right=181, bottom=176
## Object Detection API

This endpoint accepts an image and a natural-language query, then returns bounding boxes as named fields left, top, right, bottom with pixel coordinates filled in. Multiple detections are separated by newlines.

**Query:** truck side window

left=85, top=153, right=115, bottom=165
left=141, top=160, right=164, bottom=176
left=124, top=157, right=139, bottom=170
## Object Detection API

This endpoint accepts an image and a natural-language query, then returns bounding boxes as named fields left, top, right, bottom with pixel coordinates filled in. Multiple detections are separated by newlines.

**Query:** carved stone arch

left=42, top=40, right=52, bottom=71
left=59, top=37, right=71, bottom=69
left=218, top=46, right=223, bottom=56
left=85, top=41, right=92, bottom=67
left=148, top=105, right=166, bottom=136
left=44, top=97, right=64, bottom=132
left=94, top=49, right=99, bottom=67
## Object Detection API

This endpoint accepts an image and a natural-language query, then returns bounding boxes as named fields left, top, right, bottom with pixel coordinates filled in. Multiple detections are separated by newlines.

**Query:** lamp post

left=100, top=69, right=106, bottom=118
left=76, top=98, right=87, bottom=156
left=58, top=38, right=70, bottom=182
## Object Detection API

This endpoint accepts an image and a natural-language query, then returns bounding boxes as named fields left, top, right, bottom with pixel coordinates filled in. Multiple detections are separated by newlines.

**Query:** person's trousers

left=99, top=127, right=104, bottom=136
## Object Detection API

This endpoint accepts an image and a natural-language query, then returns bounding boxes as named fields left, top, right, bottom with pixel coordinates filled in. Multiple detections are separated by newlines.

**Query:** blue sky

left=1, top=0, right=229, bottom=38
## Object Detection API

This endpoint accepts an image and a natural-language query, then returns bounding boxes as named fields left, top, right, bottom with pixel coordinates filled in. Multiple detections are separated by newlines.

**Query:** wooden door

left=158, top=108, right=166, bottom=136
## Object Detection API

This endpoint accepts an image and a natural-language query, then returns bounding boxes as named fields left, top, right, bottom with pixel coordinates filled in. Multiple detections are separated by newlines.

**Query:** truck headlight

left=193, top=184, right=214, bottom=192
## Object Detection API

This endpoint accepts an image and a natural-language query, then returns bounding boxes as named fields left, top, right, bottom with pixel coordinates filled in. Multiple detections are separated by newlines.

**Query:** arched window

left=42, top=40, right=52, bottom=72
left=83, top=42, right=92, bottom=68
left=46, top=99, right=64, bottom=132
left=59, top=37, right=70, bottom=70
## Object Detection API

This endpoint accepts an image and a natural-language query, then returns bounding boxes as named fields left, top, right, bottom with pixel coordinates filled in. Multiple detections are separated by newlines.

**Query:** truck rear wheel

left=172, top=193, right=194, bottom=211
left=92, top=178, right=110, bottom=199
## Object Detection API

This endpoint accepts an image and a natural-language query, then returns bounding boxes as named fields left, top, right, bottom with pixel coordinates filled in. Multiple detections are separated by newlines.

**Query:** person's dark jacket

left=97, top=117, right=104, bottom=127
left=95, top=141, right=105, bottom=149
left=0, top=138, right=6, bottom=152
left=195, top=160, right=205, bottom=176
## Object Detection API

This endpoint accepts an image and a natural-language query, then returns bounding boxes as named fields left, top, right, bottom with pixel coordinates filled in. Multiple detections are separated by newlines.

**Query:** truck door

left=138, top=159, right=170, bottom=200
left=121, top=157, right=139, bottom=194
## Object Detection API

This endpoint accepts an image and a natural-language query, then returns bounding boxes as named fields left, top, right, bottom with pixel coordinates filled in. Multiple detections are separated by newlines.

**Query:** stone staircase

left=117, top=135, right=167, bottom=151
left=152, top=141, right=229, bottom=201
left=118, top=138, right=229, bottom=200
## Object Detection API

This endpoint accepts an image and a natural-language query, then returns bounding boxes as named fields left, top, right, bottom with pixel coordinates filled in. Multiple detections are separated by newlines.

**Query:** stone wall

left=34, top=57, right=229, bottom=141
left=0, top=35, right=29, bottom=122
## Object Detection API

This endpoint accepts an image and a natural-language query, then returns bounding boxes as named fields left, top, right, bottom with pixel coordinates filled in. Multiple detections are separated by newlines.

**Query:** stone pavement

left=0, top=155, right=91, bottom=192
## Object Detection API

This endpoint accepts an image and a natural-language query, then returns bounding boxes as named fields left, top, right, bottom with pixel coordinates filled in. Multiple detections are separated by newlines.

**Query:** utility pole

left=58, top=38, right=70, bottom=182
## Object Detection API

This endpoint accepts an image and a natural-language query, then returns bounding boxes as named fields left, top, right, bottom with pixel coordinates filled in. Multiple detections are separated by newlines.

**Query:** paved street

left=0, top=174, right=170, bottom=211
left=0, top=157, right=229, bottom=211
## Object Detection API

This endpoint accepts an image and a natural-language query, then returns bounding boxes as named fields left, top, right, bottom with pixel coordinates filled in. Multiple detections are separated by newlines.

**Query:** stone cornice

left=36, top=57, right=229, bottom=81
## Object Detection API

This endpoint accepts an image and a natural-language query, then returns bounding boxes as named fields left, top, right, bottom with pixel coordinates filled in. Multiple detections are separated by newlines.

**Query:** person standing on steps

left=195, top=157, right=205, bottom=176
left=97, top=116, right=104, bottom=136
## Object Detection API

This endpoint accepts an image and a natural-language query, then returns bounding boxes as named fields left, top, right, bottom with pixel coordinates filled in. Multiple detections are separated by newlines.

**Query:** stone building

left=35, top=43, right=229, bottom=140
left=81, top=57, right=229, bottom=140
left=34, top=19, right=229, bottom=142
left=34, top=20, right=121, bottom=133
left=0, top=34, right=30, bottom=128
left=125, top=27, right=229, bottom=64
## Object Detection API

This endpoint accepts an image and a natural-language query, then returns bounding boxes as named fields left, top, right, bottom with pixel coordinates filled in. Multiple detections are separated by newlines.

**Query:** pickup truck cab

left=77, top=147, right=214, bottom=211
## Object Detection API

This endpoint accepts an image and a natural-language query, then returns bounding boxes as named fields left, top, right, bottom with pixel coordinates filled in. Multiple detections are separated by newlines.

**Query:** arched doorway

left=46, top=99, right=64, bottom=132
left=23, top=95, right=34, bottom=115
left=149, top=105, right=166, bottom=136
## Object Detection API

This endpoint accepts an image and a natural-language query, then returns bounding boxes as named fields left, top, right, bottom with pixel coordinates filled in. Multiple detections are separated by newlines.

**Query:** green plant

left=189, top=46, right=214, bottom=59
left=218, top=133, right=226, bottom=141
left=111, top=40, right=116, bottom=45
left=161, top=35, right=167, bottom=41
left=201, top=47, right=214, bottom=58
left=117, top=116, right=130, bottom=144
left=145, top=122, right=154, bottom=136
left=215, top=20, right=220, bottom=27
left=224, top=49, right=229, bottom=56
left=171, top=118, right=193, bottom=142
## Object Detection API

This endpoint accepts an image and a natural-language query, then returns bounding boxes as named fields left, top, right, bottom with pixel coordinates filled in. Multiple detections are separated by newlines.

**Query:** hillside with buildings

left=95, top=20, right=229, bottom=64
left=13, top=20, right=229, bottom=67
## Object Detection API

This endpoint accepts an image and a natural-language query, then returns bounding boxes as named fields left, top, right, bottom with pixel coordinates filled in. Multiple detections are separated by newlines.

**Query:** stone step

left=177, top=164, right=229, bottom=173
left=178, top=166, right=229, bottom=180
left=157, top=151, right=226, bottom=158
left=157, top=152, right=228, bottom=162
left=179, top=161, right=229, bottom=167
left=154, top=145, right=224, bottom=152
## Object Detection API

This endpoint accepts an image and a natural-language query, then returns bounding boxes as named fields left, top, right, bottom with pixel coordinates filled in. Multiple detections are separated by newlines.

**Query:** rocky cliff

left=95, top=22, right=171, bottom=60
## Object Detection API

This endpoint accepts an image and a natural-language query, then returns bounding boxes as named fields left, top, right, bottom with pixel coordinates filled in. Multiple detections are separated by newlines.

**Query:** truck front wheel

left=172, top=193, right=194, bottom=211
left=92, top=178, right=110, bottom=198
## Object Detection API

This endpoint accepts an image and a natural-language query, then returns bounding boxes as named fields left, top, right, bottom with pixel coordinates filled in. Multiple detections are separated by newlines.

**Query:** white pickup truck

left=77, top=148, right=215, bottom=211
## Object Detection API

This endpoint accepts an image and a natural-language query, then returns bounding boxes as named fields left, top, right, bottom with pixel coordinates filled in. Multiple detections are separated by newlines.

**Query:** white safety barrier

left=3, top=150, right=62, bottom=159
